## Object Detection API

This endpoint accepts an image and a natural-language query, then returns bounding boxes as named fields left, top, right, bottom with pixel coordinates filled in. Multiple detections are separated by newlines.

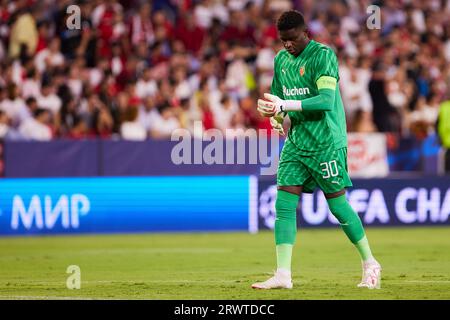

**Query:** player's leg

left=325, top=190, right=381, bottom=289
left=309, top=148, right=381, bottom=289
left=275, top=185, right=302, bottom=272
left=251, top=186, right=301, bottom=289
left=252, top=147, right=307, bottom=289
left=324, top=189, right=371, bottom=257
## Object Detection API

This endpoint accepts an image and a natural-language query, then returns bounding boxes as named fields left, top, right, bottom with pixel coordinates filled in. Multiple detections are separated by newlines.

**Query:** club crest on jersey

left=300, top=66, right=305, bottom=76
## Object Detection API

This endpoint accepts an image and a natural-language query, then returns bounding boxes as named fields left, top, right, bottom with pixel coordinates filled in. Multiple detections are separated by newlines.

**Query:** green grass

left=0, top=227, right=450, bottom=300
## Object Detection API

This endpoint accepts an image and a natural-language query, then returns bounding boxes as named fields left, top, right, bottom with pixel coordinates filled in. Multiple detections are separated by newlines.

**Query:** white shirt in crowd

left=151, top=117, right=180, bottom=138
left=136, top=79, right=158, bottom=99
left=445, top=40, right=450, bottom=62
left=68, top=78, right=83, bottom=99
left=225, top=59, right=252, bottom=99
left=22, top=78, right=41, bottom=98
left=18, top=118, right=52, bottom=141
left=120, top=121, right=147, bottom=141
left=339, top=65, right=373, bottom=119
left=37, top=93, right=62, bottom=115
left=138, top=106, right=161, bottom=131
left=194, top=2, right=229, bottom=29
left=211, top=100, right=238, bottom=131
left=175, top=80, right=192, bottom=100
left=0, top=98, right=30, bottom=125
left=34, top=48, right=65, bottom=73
left=89, top=68, right=104, bottom=88
left=111, top=56, right=123, bottom=76
left=256, top=47, right=275, bottom=88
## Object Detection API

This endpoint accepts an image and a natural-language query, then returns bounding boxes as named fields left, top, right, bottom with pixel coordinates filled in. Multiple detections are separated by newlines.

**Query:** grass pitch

left=0, top=227, right=450, bottom=300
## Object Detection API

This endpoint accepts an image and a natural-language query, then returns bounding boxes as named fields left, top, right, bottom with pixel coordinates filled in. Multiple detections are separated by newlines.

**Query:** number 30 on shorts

left=320, top=160, right=339, bottom=179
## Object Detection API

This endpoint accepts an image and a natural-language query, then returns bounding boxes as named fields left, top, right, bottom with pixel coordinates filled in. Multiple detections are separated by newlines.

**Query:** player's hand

left=257, top=93, right=284, bottom=117
left=270, top=114, right=285, bottom=136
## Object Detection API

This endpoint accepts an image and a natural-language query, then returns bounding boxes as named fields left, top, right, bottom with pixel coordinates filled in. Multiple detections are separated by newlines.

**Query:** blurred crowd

left=0, top=0, right=449, bottom=141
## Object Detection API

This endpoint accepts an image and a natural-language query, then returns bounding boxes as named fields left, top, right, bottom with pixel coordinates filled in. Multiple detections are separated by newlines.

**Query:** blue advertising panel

left=4, top=140, right=100, bottom=177
left=0, top=176, right=256, bottom=236
left=258, top=177, right=450, bottom=230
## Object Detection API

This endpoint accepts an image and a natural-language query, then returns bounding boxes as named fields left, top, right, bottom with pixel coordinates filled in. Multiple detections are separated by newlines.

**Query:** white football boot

left=252, top=270, right=293, bottom=289
left=357, top=260, right=382, bottom=289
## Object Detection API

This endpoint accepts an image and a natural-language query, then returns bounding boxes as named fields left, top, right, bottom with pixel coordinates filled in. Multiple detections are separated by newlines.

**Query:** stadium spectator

left=150, top=104, right=181, bottom=139
left=138, top=96, right=160, bottom=132
left=0, top=110, right=12, bottom=139
left=94, top=106, right=115, bottom=138
left=22, top=67, right=41, bottom=99
left=120, top=106, right=146, bottom=141
left=36, top=81, right=62, bottom=116
left=409, top=95, right=441, bottom=139
left=67, top=116, right=89, bottom=140
left=136, top=68, right=157, bottom=99
left=18, top=108, right=52, bottom=141
left=174, top=13, right=206, bottom=56
left=0, top=0, right=447, bottom=146
left=0, top=83, right=28, bottom=127
left=339, top=57, right=372, bottom=125
left=438, top=99, right=450, bottom=173
left=351, top=109, right=377, bottom=133
left=368, top=61, right=402, bottom=134
left=8, top=3, right=38, bottom=59
left=25, top=96, right=38, bottom=118
left=211, top=95, right=239, bottom=132
left=34, top=38, right=65, bottom=73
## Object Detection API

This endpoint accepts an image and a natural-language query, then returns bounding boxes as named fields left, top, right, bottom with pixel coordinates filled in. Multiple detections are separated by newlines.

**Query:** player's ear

left=302, top=28, right=309, bottom=40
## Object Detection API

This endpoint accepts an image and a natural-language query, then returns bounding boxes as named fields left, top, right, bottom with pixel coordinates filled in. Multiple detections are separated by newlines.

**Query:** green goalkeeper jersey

left=271, top=40, right=347, bottom=155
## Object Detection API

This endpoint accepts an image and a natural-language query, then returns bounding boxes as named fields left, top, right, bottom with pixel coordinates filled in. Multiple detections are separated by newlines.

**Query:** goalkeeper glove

left=257, top=93, right=302, bottom=117
left=270, top=114, right=286, bottom=136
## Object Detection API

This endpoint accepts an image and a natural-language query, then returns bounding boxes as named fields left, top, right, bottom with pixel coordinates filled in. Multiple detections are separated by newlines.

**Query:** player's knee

left=275, top=190, right=299, bottom=221
left=327, top=196, right=361, bottom=225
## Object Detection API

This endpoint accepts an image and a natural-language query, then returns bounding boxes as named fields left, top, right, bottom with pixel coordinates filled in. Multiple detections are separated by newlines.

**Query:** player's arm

left=258, top=48, right=338, bottom=115
left=258, top=79, right=335, bottom=114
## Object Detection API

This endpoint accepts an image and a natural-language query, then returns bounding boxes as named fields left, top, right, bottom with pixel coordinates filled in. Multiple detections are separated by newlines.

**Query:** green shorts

left=277, top=146, right=353, bottom=194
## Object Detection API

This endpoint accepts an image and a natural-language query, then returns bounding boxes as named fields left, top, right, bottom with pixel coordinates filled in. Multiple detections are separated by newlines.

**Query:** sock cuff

left=326, top=194, right=347, bottom=208
left=277, top=189, right=300, bottom=203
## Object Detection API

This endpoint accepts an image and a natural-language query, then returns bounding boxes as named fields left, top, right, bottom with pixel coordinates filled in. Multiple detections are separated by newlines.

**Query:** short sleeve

left=313, top=47, right=339, bottom=83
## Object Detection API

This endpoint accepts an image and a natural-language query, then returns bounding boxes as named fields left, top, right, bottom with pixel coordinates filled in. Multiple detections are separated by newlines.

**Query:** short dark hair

left=33, top=108, right=49, bottom=118
left=25, top=97, right=37, bottom=106
left=277, top=10, right=306, bottom=31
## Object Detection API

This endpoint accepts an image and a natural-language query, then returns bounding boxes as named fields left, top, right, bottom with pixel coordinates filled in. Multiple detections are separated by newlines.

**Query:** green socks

left=273, top=191, right=376, bottom=273
left=274, top=190, right=299, bottom=245
left=327, top=194, right=364, bottom=243
left=327, top=194, right=374, bottom=262
left=355, top=235, right=375, bottom=262
left=276, top=244, right=293, bottom=272
left=274, top=190, right=299, bottom=272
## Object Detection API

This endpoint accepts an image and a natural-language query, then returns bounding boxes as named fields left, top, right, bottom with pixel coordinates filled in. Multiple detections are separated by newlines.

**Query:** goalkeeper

left=252, top=10, right=381, bottom=290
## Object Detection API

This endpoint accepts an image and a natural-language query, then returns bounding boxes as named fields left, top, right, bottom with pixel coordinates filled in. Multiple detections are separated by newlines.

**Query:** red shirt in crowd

left=174, top=18, right=205, bottom=55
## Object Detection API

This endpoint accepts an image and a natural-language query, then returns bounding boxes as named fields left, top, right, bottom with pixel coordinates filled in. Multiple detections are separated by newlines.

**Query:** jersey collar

left=296, top=40, right=315, bottom=60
